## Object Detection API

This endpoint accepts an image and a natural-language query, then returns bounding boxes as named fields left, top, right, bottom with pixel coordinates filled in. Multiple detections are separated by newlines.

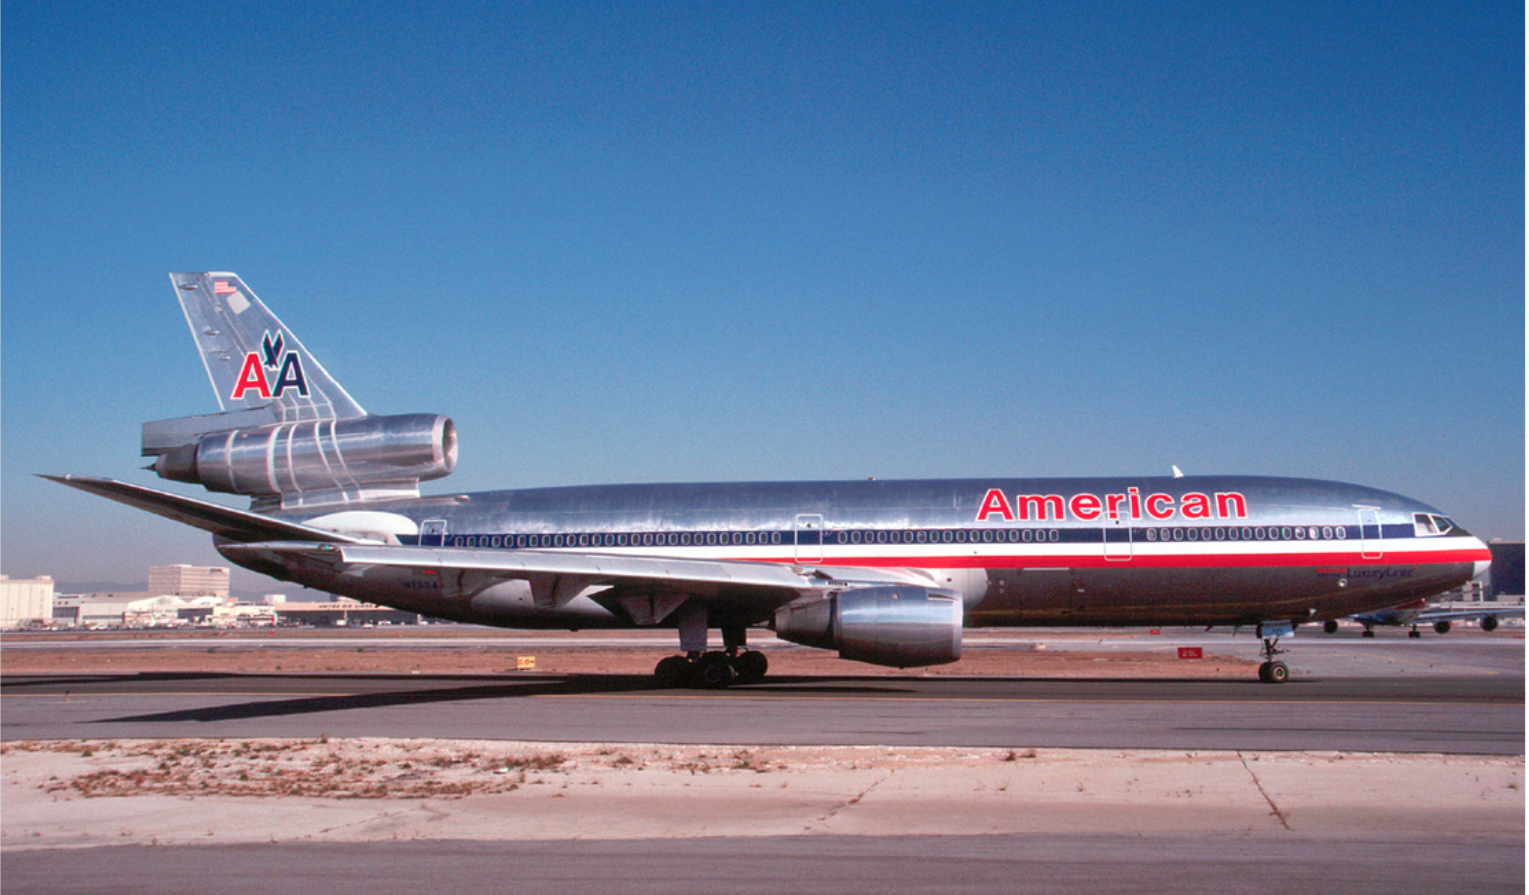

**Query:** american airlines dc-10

left=47, top=273, right=1493, bottom=686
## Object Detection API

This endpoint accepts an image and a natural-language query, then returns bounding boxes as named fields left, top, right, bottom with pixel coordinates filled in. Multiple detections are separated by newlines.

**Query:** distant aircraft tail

left=140, top=273, right=455, bottom=510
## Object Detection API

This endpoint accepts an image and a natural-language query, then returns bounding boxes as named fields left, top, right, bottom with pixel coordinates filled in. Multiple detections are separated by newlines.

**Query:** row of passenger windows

left=446, top=525, right=1352, bottom=550
left=1143, top=525, right=1348, bottom=542
left=835, top=528, right=1060, bottom=544
left=451, top=531, right=788, bottom=549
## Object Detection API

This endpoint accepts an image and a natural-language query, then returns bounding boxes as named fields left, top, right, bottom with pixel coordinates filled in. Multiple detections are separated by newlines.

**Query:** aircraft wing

left=216, top=541, right=934, bottom=616
left=44, top=474, right=938, bottom=619
left=1413, top=606, right=1525, bottom=623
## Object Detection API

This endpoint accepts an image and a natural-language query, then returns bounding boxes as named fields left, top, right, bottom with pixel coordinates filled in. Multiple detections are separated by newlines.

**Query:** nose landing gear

left=1256, top=622, right=1292, bottom=684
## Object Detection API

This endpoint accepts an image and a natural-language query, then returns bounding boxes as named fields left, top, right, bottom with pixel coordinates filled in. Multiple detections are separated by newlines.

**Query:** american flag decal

left=213, top=280, right=236, bottom=294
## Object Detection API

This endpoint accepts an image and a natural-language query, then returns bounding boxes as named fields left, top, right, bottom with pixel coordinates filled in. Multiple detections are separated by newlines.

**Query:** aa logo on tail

left=231, top=330, right=309, bottom=400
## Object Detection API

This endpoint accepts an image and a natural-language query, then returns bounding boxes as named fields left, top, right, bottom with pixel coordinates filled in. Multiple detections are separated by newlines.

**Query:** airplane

left=1322, top=598, right=1524, bottom=637
left=45, top=273, right=1494, bottom=687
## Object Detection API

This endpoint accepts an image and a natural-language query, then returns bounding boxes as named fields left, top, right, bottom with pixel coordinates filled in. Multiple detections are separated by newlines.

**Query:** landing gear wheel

left=1261, top=661, right=1289, bottom=684
left=1408, top=629, right=1421, bottom=639
left=653, top=656, right=691, bottom=688
left=732, top=650, right=769, bottom=683
left=694, top=652, right=736, bottom=689
left=1256, top=628, right=1291, bottom=684
left=1362, top=629, right=1375, bottom=638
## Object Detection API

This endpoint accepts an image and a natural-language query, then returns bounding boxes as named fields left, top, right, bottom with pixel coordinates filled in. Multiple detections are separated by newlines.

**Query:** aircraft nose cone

left=1469, top=537, right=1492, bottom=580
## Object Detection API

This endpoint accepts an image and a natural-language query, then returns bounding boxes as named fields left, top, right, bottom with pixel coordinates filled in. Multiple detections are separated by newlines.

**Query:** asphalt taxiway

left=2, top=629, right=1521, bottom=895
left=3, top=630, right=1522, bottom=754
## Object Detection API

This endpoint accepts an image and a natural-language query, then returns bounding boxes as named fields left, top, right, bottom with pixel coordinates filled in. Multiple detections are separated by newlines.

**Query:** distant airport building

left=148, top=565, right=230, bottom=599
left=1487, top=542, right=1524, bottom=598
left=53, top=592, right=150, bottom=627
left=277, top=597, right=421, bottom=627
left=1, top=576, right=56, bottom=628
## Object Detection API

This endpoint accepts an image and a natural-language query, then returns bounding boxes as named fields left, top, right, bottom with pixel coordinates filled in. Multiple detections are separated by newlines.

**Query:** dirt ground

left=0, top=627, right=1256, bottom=677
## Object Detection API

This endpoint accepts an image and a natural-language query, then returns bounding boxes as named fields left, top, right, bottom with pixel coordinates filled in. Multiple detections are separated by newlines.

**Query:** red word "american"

left=976, top=488, right=1249, bottom=523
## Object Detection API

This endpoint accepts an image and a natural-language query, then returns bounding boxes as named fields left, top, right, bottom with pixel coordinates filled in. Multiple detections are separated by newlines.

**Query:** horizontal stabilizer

left=39, top=475, right=367, bottom=544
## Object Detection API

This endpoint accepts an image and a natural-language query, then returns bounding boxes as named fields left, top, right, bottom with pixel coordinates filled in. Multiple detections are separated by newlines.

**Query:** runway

left=3, top=629, right=1523, bottom=753
left=5, top=834, right=1522, bottom=895
left=2, top=630, right=1521, bottom=895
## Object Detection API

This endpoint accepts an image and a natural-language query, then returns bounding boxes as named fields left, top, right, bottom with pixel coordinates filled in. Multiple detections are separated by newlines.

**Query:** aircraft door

left=1103, top=517, right=1133, bottom=561
left=420, top=519, right=447, bottom=547
left=1358, top=508, right=1383, bottom=560
left=794, top=514, right=824, bottom=564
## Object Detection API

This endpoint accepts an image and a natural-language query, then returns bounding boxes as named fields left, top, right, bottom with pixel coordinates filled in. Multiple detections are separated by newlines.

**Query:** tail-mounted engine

left=146, top=413, right=456, bottom=509
left=773, top=585, right=963, bottom=668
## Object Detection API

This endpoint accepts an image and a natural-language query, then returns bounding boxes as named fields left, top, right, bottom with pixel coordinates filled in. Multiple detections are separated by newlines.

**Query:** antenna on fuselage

left=1172, top=465, right=1184, bottom=479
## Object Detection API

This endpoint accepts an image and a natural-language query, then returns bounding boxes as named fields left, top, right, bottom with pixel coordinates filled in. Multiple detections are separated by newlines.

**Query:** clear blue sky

left=3, top=1, right=1523, bottom=594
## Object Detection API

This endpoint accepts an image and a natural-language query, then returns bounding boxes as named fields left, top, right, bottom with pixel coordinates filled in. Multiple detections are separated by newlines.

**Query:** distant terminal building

left=277, top=598, right=421, bottom=627
left=148, top=565, right=230, bottom=599
left=1, top=576, right=56, bottom=628
left=53, top=592, right=150, bottom=627
left=1487, top=542, right=1524, bottom=599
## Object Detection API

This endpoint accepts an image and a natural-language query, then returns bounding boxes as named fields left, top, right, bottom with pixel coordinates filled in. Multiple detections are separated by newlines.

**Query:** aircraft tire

left=1434, top=620, right=1451, bottom=635
left=654, top=656, right=692, bottom=688
left=733, top=650, right=768, bottom=683
left=1258, top=661, right=1289, bottom=684
left=1362, top=629, right=1374, bottom=638
left=1323, top=620, right=1339, bottom=634
left=1408, top=629, right=1421, bottom=638
left=1482, top=616, right=1499, bottom=632
left=694, top=652, right=736, bottom=689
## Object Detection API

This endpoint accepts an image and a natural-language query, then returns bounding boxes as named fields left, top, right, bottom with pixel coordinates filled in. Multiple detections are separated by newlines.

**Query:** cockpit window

left=1413, top=514, right=1455, bottom=537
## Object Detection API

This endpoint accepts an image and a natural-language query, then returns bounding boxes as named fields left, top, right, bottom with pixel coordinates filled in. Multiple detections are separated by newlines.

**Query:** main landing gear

left=653, top=649, right=769, bottom=689
left=652, top=617, right=768, bottom=689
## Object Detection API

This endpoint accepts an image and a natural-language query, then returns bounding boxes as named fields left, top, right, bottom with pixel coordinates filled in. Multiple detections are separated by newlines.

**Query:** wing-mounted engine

left=145, top=412, right=457, bottom=510
left=773, top=585, right=963, bottom=668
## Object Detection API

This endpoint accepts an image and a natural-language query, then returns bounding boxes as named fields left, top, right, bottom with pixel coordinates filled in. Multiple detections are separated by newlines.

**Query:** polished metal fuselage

left=239, top=474, right=1488, bottom=632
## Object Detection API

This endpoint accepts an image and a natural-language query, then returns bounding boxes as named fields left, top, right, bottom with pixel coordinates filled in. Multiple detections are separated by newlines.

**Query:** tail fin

left=141, top=273, right=455, bottom=510
left=143, top=273, right=367, bottom=454
left=171, top=272, right=364, bottom=420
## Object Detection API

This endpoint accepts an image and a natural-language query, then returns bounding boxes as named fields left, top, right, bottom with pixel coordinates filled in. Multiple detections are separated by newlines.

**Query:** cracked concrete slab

left=2, top=740, right=1520, bottom=850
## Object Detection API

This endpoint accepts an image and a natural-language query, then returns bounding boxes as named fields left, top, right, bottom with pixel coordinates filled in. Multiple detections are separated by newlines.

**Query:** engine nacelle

left=154, top=413, right=456, bottom=502
left=773, top=586, right=963, bottom=668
